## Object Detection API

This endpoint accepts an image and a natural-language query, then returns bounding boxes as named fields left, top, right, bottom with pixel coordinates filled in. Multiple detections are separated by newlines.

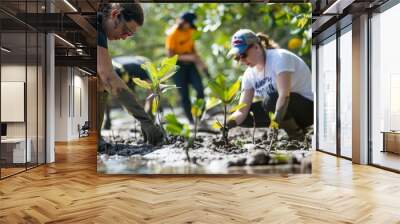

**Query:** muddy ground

left=97, top=108, right=313, bottom=174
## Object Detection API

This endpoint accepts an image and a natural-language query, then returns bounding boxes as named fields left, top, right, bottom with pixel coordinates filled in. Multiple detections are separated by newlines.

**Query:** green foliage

left=164, top=113, right=193, bottom=162
left=191, top=98, right=205, bottom=141
left=208, top=74, right=246, bottom=145
left=110, top=4, right=312, bottom=129
left=132, top=55, right=179, bottom=122
left=110, top=3, right=312, bottom=82
left=208, top=74, right=240, bottom=105
left=250, top=111, right=256, bottom=144
left=164, top=113, right=190, bottom=139
left=191, top=98, right=205, bottom=119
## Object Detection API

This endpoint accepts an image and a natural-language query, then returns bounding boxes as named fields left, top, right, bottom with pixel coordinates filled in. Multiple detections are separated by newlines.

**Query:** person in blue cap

left=165, top=12, right=209, bottom=124
left=225, top=29, right=314, bottom=138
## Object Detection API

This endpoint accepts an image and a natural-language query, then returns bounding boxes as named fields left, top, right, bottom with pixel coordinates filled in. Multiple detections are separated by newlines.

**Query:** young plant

left=191, top=98, right=205, bottom=141
left=132, top=55, right=179, bottom=131
left=250, top=111, right=256, bottom=144
left=267, top=112, right=279, bottom=152
left=208, top=74, right=246, bottom=145
left=164, top=113, right=192, bottom=162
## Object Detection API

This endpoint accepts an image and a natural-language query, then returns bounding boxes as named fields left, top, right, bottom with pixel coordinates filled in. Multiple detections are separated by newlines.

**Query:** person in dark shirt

left=97, top=2, right=164, bottom=145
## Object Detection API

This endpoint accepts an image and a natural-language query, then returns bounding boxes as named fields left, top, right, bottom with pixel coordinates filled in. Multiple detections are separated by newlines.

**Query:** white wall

left=1, top=65, right=27, bottom=138
left=54, top=67, right=89, bottom=141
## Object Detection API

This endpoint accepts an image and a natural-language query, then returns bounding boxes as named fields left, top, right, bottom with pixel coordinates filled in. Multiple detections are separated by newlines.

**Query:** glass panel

left=1, top=31, right=27, bottom=177
left=26, top=0, right=39, bottom=169
left=339, top=28, right=352, bottom=158
left=317, top=36, right=337, bottom=154
left=27, top=31, right=38, bottom=169
left=38, top=32, right=45, bottom=165
left=371, top=4, right=400, bottom=171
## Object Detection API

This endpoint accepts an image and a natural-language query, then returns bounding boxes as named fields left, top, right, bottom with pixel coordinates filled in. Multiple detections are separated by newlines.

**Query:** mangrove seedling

left=267, top=112, right=279, bottom=152
left=250, top=111, right=256, bottom=144
left=132, top=55, right=179, bottom=132
left=208, top=74, right=246, bottom=145
left=191, top=98, right=205, bottom=141
left=164, top=113, right=192, bottom=162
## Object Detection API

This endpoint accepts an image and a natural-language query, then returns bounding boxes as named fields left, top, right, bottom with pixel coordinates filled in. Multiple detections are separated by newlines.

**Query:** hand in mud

left=141, top=121, right=165, bottom=146
left=268, top=113, right=279, bottom=129
left=269, top=119, right=279, bottom=129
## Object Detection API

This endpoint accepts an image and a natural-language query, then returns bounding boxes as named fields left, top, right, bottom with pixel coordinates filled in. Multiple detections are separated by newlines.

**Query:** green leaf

left=165, top=124, right=183, bottom=136
left=132, top=78, right=152, bottom=90
left=159, top=55, right=178, bottom=79
left=211, top=121, right=222, bottom=129
left=160, top=71, right=177, bottom=83
left=182, top=124, right=191, bottom=138
left=211, top=120, right=223, bottom=130
left=228, top=102, right=246, bottom=113
left=226, top=79, right=241, bottom=102
left=193, top=98, right=205, bottom=109
left=142, top=62, right=159, bottom=83
left=191, top=107, right=201, bottom=118
left=215, top=74, right=226, bottom=87
left=164, top=113, right=180, bottom=125
left=208, top=80, right=225, bottom=100
left=161, top=84, right=180, bottom=94
left=164, top=113, right=190, bottom=138
left=205, top=97, right=221, bottom=111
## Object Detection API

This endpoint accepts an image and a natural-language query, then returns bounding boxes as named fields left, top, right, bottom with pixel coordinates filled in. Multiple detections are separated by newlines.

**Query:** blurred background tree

left=109, top=3, right=311, bottom=106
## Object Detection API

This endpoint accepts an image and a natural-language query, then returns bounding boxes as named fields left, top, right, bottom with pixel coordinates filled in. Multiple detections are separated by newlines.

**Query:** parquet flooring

left=0, top=135, right=400, bottom=223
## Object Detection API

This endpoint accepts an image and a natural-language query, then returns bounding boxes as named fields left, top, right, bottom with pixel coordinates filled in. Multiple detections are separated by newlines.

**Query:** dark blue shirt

left=97, top=13, right=108, bottom=49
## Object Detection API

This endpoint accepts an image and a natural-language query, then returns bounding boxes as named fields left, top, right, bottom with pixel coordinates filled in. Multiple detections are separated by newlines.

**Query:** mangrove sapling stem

left=268, top=129, right=277, bottom=152
left=111, top=130, right=118, bottom=152
left=223, top=104, right=228, bottom=145
left=250, top=112, right=256, bottom=144
left=185, top=138, right=195, bottom=163
left=194, top=117, right=198, bottom=141
left=185, top=146, right=191, bottom=163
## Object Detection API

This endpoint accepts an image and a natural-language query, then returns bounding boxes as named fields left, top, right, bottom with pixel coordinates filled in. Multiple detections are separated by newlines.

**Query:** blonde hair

left=256, top=33, right=279, bottom=49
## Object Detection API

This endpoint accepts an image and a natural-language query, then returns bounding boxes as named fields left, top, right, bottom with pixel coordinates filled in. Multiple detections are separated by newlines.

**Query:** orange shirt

left=165, top=26, right=195, bottom=54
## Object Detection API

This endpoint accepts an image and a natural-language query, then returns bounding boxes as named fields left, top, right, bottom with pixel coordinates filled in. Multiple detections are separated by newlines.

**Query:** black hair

left=99, top=2, right=144, bottom=26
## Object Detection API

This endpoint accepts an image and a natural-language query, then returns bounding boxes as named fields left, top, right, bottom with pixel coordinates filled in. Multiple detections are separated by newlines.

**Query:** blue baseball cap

left=180, top=12, right=197, bottom=29
left=227, top=29, right=260, bottom=58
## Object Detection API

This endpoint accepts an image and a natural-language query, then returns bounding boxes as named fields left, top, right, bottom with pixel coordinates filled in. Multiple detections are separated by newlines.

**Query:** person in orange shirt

left=165, top=12, right=208, bottom=124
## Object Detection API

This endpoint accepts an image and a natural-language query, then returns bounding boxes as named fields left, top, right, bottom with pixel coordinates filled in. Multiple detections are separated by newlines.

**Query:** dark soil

left=98, top=124, right=313, bottom=174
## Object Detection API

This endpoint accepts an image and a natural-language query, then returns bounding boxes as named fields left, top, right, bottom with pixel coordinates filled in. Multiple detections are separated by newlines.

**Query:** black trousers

left=173, top=61, right=205, bottom=122
left=240, top=92, right=314, bottom=129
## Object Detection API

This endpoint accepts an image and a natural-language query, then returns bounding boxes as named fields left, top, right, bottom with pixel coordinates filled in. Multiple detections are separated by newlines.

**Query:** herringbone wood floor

left=1, top=135, right=400, bottom=224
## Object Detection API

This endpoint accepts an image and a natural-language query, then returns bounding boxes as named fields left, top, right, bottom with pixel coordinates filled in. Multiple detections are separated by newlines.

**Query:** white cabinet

left=1, top=138, right=32, bottom=163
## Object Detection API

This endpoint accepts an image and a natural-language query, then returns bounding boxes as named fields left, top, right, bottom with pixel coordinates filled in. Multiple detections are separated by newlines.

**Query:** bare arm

left=97, top=46, right=129, bottom=96
left=97, top=46, right=152, bottom=123
left=230, top=88, right=255, bottom=125
left=274, top=72, right=292, bottom=123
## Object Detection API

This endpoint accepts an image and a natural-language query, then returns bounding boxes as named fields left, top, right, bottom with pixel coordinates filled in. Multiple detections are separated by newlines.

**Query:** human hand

left=269, top=112, right=279, bottom=129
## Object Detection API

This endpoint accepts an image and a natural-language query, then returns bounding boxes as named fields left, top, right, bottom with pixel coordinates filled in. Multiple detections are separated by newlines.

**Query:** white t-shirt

left=241, top=49, right=313, bottom=101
